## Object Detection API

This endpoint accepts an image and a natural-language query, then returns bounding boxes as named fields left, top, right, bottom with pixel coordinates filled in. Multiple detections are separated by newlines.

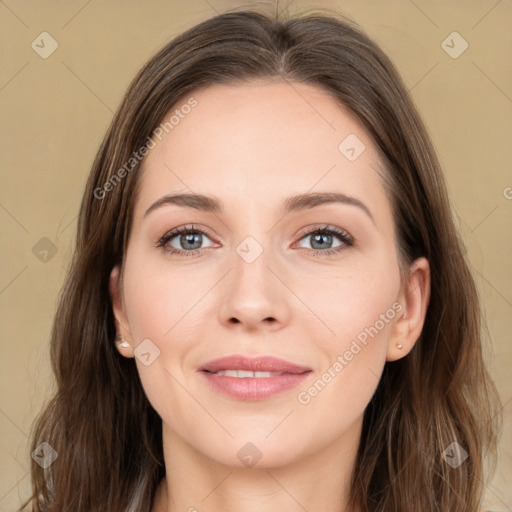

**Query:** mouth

left=200, top=355, right=311, bottom=374
left=206, top=370, right=289, bottom=378
left=199, top=355, right=312, bottom=401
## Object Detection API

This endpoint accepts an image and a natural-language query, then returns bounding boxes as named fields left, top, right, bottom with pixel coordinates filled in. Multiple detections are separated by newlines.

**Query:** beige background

left=0, top=1, right=510, bottom=510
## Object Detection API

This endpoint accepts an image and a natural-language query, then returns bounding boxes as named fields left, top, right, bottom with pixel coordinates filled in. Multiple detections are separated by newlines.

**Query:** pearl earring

left=115, top=333, right=130, bottom=349
left=395, top=343, right=403, bottom=350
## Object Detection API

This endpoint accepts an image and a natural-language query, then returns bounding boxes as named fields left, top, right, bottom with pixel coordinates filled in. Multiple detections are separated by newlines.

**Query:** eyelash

left=155, top=223, right=354, bottom=258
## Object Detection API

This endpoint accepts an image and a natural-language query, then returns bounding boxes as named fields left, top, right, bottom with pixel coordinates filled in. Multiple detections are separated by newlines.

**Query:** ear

left=109, top=265, right=134, bottom=358
left=387, top=256, right=431, bottom=362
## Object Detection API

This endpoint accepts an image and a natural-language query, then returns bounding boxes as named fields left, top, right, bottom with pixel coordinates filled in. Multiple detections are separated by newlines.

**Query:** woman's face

left=110, top=80, right=429, bottom=469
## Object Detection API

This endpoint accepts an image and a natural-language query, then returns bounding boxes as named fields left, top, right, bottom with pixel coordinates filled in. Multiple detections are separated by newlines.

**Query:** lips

left=200, top=355, right=310, bottom=374
left=199, top=355, right=312, bottom=400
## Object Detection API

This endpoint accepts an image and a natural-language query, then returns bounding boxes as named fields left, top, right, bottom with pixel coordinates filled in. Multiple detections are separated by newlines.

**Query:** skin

left=109, top=80, right=430, bottom=512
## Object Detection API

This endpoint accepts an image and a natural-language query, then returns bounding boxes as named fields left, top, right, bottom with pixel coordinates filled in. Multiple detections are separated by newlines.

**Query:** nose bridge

left=231, top=234, right=275, bottom=304
left=217, top=232, right=290, bottom=329
left=230, top=212, right=277, bottom=287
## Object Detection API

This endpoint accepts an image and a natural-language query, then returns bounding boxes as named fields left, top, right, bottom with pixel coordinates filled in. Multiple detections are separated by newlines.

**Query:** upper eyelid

left=159, top=224, right=218, bottom=242
left=296, top=224, right=351, bottom=239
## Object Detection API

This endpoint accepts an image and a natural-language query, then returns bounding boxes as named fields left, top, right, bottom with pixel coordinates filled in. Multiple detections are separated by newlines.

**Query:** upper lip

left=200, top=355, right=311, bottom=374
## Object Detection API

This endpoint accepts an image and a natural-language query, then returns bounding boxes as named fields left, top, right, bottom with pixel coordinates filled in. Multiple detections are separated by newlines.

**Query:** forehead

left=134, top=80, right=390, bottom=222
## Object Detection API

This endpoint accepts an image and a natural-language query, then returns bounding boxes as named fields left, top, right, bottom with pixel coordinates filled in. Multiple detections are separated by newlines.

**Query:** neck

left=153, top=418, right=362, bottom=512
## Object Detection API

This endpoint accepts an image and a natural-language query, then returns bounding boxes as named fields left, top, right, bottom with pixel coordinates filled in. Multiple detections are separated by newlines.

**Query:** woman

left=21, top=7, right=500, bottom=512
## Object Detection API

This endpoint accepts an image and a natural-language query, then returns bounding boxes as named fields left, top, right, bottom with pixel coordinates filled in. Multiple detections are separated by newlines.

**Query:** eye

left=156, top=225, right=215, bottom=257
left=155, top=223, right=354, bottom=258
left=295, top=224, right=354, bottom=256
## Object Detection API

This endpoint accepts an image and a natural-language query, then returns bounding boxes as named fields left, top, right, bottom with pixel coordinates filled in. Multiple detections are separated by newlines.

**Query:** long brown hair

left=21, top=6, right=501, bottom=511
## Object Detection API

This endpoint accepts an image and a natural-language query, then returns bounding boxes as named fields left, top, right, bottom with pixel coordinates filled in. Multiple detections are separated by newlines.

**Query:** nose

left=217, top=244, right=291, bottom=332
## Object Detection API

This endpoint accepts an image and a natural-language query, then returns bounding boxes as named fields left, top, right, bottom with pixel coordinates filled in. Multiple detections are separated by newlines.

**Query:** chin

left=196, top=432, right=311, bottom=470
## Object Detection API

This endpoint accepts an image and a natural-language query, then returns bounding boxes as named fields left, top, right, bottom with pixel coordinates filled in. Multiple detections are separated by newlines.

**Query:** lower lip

left=201, top=371, right=311, bottom=401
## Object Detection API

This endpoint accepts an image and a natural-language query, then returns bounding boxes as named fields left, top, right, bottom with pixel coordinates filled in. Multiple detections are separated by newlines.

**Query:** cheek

left=121, top=252, right=205, bottom=342
left=332, top=281, right=400, bottom=349
left=294, top=261, right=400, bottom=409
left=293, top=284, right=399, bottom=446
left=119, top=254, right=201, bottom=403
left=121, top=257, right=203, bottom=435
left=294, top=255, right=401, bottom=350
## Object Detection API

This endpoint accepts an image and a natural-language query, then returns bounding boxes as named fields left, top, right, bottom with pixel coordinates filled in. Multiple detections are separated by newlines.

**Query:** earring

left=395, top=343, right=403, bottom=350
left=115, top=333, right=130, bottom=349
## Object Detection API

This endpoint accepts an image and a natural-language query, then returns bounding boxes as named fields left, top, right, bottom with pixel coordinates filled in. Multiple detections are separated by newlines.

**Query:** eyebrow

left=144, top=191, right=374, bottom=224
